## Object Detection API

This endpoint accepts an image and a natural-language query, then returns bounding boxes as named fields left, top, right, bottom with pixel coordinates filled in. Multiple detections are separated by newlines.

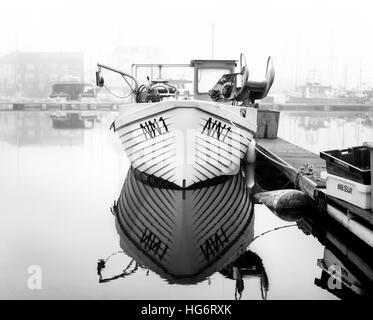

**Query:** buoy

left=254, top=189, right=310, bottom=211
left=246, top=139, right=256, bottom=164
left=254, top=189, right=310, bottom=221
left=272, top=207, right=308, bottom=222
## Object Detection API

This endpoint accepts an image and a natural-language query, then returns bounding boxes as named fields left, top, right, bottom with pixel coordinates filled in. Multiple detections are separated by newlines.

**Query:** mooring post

left=363, top=142, right=373, bottom=212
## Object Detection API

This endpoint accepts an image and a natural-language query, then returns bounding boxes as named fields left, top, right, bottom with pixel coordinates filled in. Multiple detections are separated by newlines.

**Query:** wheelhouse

left=131, top=59, right=237, bottom=101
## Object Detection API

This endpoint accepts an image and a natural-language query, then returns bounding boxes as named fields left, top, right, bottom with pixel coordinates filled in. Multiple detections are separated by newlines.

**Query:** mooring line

left=251, top=224, right=298, bottom=243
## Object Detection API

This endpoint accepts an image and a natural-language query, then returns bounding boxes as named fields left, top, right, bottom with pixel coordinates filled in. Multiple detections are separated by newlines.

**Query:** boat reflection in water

left=98, top=165, right=269, bottom=299
left=220, top=250, right=269, bottom=300
left=50, top=112, right=97, bottom=129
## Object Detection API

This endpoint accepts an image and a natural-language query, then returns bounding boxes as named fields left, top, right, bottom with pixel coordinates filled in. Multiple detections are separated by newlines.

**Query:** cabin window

left=197, top=68, right=230, bottom=94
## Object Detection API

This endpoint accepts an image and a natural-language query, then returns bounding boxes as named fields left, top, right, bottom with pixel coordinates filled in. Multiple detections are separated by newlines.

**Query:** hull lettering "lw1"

left=200, top=227, right=229, bottom=261
left=140, top=227, right=168, bottom=260
left=140, top=117, right=168, bottom=140
left=202, top=117, right=231, bottom=141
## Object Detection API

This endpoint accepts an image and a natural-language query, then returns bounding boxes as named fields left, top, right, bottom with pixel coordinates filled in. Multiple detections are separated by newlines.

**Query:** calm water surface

left=1, top=110, right=372, bottom=299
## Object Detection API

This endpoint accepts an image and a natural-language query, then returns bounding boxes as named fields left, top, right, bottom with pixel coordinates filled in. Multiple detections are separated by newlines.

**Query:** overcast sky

left=1, top=0, right=373, bottom=91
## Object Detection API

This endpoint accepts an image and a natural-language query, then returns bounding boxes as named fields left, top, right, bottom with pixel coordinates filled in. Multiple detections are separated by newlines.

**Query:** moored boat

left=96, top=54, right=274, bottom=188
left=49, top=76, right=96, bottom=101
left=113, top=99, right=257, bottom=188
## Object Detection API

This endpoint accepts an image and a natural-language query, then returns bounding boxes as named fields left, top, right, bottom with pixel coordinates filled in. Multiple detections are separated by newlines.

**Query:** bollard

left=363, top=142, right=373, bottom=212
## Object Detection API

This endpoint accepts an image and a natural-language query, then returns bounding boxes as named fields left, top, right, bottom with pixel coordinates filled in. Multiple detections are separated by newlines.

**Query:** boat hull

left=114, top=100, right=257, bottom=188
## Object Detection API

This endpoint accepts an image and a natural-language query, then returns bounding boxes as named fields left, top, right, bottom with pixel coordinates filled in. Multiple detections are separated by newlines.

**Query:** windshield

left=197, top=68, right=230, bottom=93
left=134, top=66, right=194, bottom=94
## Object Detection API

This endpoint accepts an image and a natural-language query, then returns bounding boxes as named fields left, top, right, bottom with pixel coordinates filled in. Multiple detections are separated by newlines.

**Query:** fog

left=2, top=0, right=373, bottom=91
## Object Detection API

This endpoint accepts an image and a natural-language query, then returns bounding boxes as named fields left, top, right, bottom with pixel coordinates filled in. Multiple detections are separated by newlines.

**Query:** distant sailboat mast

left=359, top=61, right=362, bottom=95
left=295, top=32, right=300, bottom=90
left=330, top=28, right=335, bottom=89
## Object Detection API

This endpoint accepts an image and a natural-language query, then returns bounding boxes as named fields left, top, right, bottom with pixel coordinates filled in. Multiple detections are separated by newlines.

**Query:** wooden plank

left=327, top=195, right=373, bottom=226
left=258, top=138, right=325, bottom=173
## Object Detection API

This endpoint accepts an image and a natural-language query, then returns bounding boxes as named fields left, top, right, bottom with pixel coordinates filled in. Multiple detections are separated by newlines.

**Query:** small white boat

left=96, top=54, right=274, bottom=188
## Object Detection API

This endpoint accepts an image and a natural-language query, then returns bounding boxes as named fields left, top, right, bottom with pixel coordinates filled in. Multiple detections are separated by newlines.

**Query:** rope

left=255, top=144, right=297, bottom=169
left=280, top=179, right=292, bottom=190
left=104, top=250, right=124, bottom=263
left=98, top=258, right=139, bottom=283
left=251, top=224, right=298, bottom=243
left=123, top=259, right=136, bottom=273
left=104, top=85, right=133, bottom=100
left=122, top=74, right=135, bottom=92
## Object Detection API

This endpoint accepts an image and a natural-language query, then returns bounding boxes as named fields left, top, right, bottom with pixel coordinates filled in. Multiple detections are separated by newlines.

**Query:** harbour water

left=1, top=110, right=373, bottom=300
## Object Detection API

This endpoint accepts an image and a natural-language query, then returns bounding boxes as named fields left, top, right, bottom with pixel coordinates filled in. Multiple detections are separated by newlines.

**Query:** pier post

left=257, top=109, right=280, bottom=139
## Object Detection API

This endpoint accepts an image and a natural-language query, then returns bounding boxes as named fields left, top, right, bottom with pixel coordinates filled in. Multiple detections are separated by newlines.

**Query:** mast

left=211, top=22, right=214, bottom=59
left=359, top=61, right=362, bottom=95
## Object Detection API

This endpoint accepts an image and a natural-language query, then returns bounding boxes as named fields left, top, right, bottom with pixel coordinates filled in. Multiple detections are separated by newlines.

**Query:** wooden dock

left=0, top=101, right=120, bottom=111
left=263, top=102, right=373, bottom=112
left=257, top=137, right=326, bottom=200
left=256, top=137, right=373, bottom=246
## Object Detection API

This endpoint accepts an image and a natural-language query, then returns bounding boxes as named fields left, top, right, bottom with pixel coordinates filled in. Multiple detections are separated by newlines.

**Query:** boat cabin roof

left=190, top=59, right=237, bottom=67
